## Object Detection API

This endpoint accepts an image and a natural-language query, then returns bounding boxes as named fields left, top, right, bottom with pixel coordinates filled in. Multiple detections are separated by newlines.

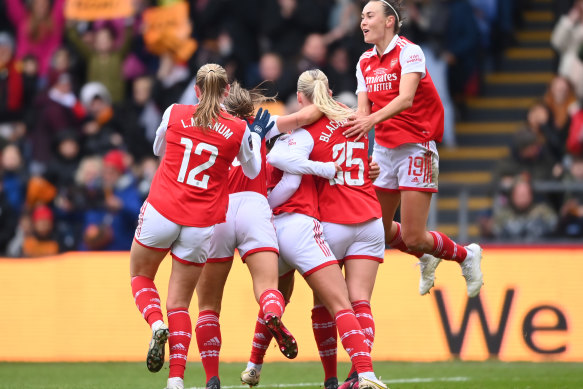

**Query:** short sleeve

left=400, top=44, right=426, bottom=78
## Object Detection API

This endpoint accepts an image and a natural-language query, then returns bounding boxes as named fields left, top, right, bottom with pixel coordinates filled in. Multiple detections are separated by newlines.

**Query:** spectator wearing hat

left=79, top=150, right=141, bottom=251
left=79, top=82, right=120, bottom=156
left=0, top=32, right=25, bottom=142
left=22, top=204, right=60, bottom=257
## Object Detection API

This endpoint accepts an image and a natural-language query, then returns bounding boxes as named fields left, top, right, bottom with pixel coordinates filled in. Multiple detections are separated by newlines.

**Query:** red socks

left=131, top=276, right=163, bottom=326
left=387, top=222, right=424, bottom=258
left=312, top=305, right=337, bottom=381
left=352, top=300, right=375, bottom=350
left=429, top=231, right=467, bottom=262
left=168, top=308, right=192, bottom=379
left=195, top=310, right=221, bottom=382
left=249, top=310, right=273, bottom=365
left=389, top=223, right=469, bottom=263
left=335, top=309, right=373, bottom=374
left=259, top=289, right=285, bottom=319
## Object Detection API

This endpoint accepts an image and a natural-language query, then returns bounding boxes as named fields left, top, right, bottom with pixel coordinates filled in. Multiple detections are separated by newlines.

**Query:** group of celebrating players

left=128, top=1, right=484, bottom=389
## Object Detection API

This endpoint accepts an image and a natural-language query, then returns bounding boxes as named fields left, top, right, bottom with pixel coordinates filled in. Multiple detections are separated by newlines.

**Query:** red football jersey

left=148, top=104, right=247, bottom=227
left=304, top=116, right=381, bottom=224
left=228, top=139, right=268, bottom=196
left=266, top=162, right=319, bottom=219
left=357, top=35, right=444, bottom=148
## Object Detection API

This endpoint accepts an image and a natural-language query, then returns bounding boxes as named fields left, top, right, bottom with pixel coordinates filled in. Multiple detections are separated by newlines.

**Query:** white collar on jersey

left=372, top=34, right=400, bottom=56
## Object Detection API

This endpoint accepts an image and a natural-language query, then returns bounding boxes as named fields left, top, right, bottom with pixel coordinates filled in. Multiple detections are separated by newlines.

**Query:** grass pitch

left=0, top=361, right=582, bottom=389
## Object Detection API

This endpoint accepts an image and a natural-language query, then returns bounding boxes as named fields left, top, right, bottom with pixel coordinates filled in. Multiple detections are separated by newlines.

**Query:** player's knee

left=402, top=233, right=427, bottom=252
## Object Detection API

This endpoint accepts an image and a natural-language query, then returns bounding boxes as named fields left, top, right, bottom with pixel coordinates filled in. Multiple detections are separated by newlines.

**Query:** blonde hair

left=193, top=63, right=229, bottom=129
left=224, top=81, right=275, bottom=119
left=297, top=69, right=354, bottom=121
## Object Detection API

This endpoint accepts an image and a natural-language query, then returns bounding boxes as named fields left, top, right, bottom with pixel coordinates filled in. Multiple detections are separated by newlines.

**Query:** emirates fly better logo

left=366, top=67, right=398, bottom=93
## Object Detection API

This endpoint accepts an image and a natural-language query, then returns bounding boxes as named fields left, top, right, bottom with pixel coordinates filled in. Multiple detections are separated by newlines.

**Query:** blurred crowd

left=480, top=0, right=583, bottom=242
left=0, top=0, right=523, bottom=256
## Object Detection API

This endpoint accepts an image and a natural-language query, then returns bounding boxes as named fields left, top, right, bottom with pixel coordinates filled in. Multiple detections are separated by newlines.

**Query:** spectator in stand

left=262, top=0, right=332, bottom=57
left=114, top=75, right=160, bottom=161
left=405, top=0, right=457, bottom=147
left=492, top=175, right=558, bottom=241
left=496, top=125, right=556, bottom=182
left=551, top=0, right=583, bottom=99
left=296, top=34, right=328, bottom=75
left=28, top=73, right=84, bottom=174
left=0, top=32, right=25, bottom=142
left=67, top=19, right=134, bottom=103
left=255, top=52, right=296, bottom=104
left=323, top=0, right=360, bottom=46
left=77, top=151, right=141, bottom=251
left=567, top=102, right=583, bottom=157
left=326, top=45, right=357, bottom=95
left=151, top=54, right=192, bottom=114
left=79, top=82, right=120, bottom=156
left=1, top=143, right=27, bottom=213
left=445, top=0, right=482, bottom=109
left=21, top=55, right=42, bottom=108
left=5, top=0, right=66, bottom=78
left=47, top=47, right=78, bottom=92
left=525, top=101, right=565, bottom=170
left=22, top=204, right=60, bottom=257
left=45, top=130, right=83, bottom=252
left=0, top=175, right=20, bottom=255
left=544, top=76, right=579, bottom=132
left=557, top=157, right=583, bottom=237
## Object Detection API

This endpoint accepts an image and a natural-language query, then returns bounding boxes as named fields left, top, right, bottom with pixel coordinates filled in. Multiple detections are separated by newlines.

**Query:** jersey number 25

left=330, top=141, right=365, bottom=186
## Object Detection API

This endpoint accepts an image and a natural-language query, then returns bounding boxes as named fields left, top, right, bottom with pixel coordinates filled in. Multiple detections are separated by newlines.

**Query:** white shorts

left=372, top=141, right=439, bottom=192
left=322, top=218, right=385, bottom=263
left=134, top=200, right=214, bottom=266
left=208, top=191, right=279, bottom=263
left=274, top=213, right=338, bottom=278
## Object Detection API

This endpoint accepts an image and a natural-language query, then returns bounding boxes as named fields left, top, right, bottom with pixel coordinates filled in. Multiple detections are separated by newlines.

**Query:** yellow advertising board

left=65, top=0, right=133, bottom=21
left=0, top=248, right=581, bottom=362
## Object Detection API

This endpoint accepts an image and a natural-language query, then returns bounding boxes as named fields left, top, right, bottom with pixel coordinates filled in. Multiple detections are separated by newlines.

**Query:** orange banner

left=142, top=1, right=197, bottom=63
left=65, top=0, right=133, bottom=21
left=1, top=248, right=582, bottom=362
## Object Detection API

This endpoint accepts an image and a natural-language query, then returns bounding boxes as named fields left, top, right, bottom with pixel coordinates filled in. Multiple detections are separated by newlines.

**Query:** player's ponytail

left=224, top=81, right=275, bottom=120
left=193, top=63, right=229, bottom=130
left=297, top=69, right=353, bottom=122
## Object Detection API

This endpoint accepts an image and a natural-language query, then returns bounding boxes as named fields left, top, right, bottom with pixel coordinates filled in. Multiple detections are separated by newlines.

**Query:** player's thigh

left=172, top=225, right=215, bottom=265
left=400, top=190, right=433, bottom=238
left=394, top=141, right=439, bottom=192
left=207, top=204, right=237, bottom=262
left=371, top=143, right=399, bottom=192
left=134, top=200, right=180, bottom=251
left=305, top=265, right=351, bottom=315
left=321, top=221, right=353, bottom=260
left=274, top=213, right=337, bottom=277
left=235, top=192, right=279, bottom=261
left=246, top=250, right=279, bottom=301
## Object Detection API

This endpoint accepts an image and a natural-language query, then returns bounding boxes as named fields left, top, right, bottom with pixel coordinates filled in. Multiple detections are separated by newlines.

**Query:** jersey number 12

left=177, top=138, right=218, bottom=189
